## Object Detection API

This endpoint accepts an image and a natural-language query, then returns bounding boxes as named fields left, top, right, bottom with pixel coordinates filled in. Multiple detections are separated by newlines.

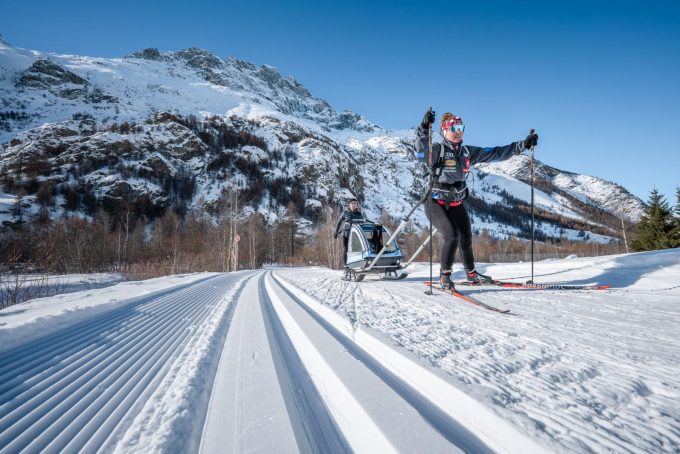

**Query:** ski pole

left=365, top=191, right=431, bottom=271
left=530, top=129, right=535, bottom=284
left=403, top=228, right=438, bottom=268
left=425, top=107, right=435, bottom=295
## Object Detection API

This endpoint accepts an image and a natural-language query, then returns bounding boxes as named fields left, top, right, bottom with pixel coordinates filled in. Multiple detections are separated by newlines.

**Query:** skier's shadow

left=392, top=249, right=680, bottom=290
left=533, top=249, right=680, bottom=289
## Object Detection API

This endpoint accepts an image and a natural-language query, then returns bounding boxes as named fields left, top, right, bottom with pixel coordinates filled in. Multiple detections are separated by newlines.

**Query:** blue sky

left=2, top=0, right=679, bottom=203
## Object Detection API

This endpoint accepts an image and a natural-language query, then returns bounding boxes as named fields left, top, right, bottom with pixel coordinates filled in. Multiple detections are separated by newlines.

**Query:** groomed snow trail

left=0, top=272, right=253, bottom=453
left=200, top=272, right=541, bottom=453
left=7, top=252, right=675, bottom=452
left=0, top=268, right=547, bottom=453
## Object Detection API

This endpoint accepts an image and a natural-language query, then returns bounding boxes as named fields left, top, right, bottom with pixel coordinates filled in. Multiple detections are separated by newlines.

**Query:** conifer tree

left=631, top=189, right=675, bottom=251
left=672, top=186, right=680, bottom=247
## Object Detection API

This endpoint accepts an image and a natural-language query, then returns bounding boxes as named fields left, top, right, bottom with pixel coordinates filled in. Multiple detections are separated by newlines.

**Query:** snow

left=265, top=275, right=398, bottom=453
left=0, top=192, right=17, bottom=222
left=1, top=251, right=679, bottom=452
left=199, top=275, right=299, bottom=453
left=275, top=249, right=680, bottom=453
left=272, top=273, right=547, bottom=453
left=113, top=273, right=249, bottom=453
left=2, top=272, right=121, bottom=288
left=0, top=272, right=122, bottom=305
left=0, top=272, right=219, bottom=351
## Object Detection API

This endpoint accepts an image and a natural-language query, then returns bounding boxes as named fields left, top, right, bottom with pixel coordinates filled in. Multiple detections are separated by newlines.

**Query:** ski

left=456, top=280, right=611, bottom=290
left=423, top=282, right=510, bottom=313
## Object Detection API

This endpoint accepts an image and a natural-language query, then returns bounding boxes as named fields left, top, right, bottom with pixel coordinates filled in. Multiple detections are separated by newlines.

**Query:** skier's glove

left=420, top=108, right=436, bottom=130
left=524, top=129, right=538, bottom=149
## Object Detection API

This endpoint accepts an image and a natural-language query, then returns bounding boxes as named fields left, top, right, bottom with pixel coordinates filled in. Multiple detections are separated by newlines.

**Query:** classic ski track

left=0, top=272, right=251, bottom=453
left=258, top=273, right=364, bottom=453
left=276, top=267, right=680, bottom=453
left=267, top=272, right=549, bottom=454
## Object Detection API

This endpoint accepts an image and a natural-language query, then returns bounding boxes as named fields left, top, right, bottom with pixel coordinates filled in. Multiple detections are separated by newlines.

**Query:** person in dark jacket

left=334, top=198, right=365, bottom=268
left=415, top=108, right=538, bottom=289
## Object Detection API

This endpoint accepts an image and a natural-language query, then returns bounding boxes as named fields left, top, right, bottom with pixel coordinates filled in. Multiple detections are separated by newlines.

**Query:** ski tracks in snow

left=202, top=271, right=543, bottom=453
left=4, top=259, right=677, bottom=453
left=1, top=269, right=545, bottom=453
left=277, top=265, right=680, bottom=453
left=0, top=272, right=252, bottom=453
left=257, top=272, right=545, bottom=453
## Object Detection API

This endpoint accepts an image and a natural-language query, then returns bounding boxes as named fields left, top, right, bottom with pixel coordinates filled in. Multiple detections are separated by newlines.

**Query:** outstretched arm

left=468, top=130, right=538, bottom=165
left=467, top=141, right=526, bottom=165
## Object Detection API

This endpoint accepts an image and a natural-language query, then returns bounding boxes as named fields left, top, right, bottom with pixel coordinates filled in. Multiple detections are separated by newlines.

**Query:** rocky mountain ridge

left=0, top=38, right=644, bottom=243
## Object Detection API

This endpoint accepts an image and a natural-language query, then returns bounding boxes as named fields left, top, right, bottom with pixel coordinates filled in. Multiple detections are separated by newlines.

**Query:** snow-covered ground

left=1, top=250, right=679, bottom=452
left=0, top=272, right=123, bottom=308
left=277, top=250, right=680, bottom=453
left=0, top=273, right=213, bottom=350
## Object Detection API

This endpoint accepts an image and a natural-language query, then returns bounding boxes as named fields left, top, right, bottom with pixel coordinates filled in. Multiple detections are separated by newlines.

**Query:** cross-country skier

left=334, top=198, right=364, bottom=270
left=415, top=108, right=538, bottom=289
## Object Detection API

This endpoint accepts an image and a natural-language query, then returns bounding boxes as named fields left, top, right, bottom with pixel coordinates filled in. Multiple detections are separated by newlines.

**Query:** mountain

left=0, top=38, right=644, bottom=243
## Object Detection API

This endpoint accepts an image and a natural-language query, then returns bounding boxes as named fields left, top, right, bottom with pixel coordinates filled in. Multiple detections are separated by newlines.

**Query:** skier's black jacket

left=414, top=126, right=526, bottom=204
left=334, top=209, right=365, bottom=238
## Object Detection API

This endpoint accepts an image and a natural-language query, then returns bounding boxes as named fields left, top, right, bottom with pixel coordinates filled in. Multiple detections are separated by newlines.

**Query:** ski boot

left=465, top=269, right=494, bottom=284
left=439, top=271, right=455, bottom=290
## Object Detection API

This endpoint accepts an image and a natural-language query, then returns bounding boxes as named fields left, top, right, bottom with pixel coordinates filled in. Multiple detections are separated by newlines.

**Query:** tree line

left=1, top=191, right=636, bottom=309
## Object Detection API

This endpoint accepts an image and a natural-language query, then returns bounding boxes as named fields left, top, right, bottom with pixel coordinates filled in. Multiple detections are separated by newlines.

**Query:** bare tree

left=319, top=206, right=342, bottom=269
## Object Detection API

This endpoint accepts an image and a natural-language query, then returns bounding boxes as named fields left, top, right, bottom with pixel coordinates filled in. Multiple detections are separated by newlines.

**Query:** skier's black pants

left=342, top=235, right=349, bottom=267
left=424, top=200, right=475, bottom=273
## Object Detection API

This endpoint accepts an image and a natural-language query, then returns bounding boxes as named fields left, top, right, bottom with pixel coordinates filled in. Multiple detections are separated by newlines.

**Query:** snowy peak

left=478, top=155, right=644, bottom=222
left=126, top=47, right=164, bottom=61
left=0, top=41, right=378, bottom=135
left=122, top=45, right=376, bottom=132
left=175, top=47, right=224, bottom=70
left=14, top=58, right=118, bottom=104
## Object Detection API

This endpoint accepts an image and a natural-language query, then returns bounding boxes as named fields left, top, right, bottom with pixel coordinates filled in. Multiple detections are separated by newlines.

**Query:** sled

left=342, top=221, right=407, bottom=281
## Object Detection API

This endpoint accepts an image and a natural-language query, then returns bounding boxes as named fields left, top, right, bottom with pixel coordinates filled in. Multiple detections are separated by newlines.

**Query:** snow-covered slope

left=1, top=250, right=678, bottom=452
left=0, top=38, right=644, bottom=241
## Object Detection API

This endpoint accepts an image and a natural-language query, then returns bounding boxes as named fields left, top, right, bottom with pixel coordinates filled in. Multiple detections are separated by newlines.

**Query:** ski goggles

left=443, top=123, right=465, bottom=133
